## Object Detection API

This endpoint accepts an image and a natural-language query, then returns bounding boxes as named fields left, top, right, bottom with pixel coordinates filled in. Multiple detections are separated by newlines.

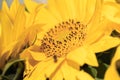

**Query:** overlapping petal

left=20, top=0, right=120, bottom=80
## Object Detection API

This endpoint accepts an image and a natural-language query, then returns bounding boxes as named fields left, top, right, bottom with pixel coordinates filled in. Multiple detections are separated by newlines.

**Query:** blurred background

left=0, top=0, right=47, bottom=8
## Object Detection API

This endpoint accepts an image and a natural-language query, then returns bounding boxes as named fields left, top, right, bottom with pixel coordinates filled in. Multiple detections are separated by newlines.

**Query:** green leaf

left=96, top=47, right=117, bottom=65
left=87, top=66, right=97, bottom=78
left=96, top=62, right=109, bottom=79
left=111, top=30, right=120, bottom=38
left=2, top=59, right=24, bottom=76
left=81, top=64, right=97, bottom=78
left=95, top=77, right=103, bottom=80
left=13, top=62, right=24, bottom=80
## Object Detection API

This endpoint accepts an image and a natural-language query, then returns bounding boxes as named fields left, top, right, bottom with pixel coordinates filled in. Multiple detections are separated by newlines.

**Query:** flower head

left=20, top=0, right=120, bottom=80
left=0, top=0, right=43, bottom=69
left=0, top=0, right=26, bottom=69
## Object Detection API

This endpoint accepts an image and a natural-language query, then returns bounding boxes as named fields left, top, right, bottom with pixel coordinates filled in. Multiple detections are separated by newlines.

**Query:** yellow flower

left=102, top=0, right=120, bottom=33
left=0, top=0, right=43, bottom=69
left=20, top=0, right=120, bottom=80
left=104, top=46, right=120, bottom=80
left=0, top=0, right=25, bottom=69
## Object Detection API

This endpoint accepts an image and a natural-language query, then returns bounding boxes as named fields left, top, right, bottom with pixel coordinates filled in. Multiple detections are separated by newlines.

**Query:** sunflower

left=0, top=0, right=43, bottom=69
left=20, top=0, right=120, bottom=80
left=0, top=0, right=26, bottom=69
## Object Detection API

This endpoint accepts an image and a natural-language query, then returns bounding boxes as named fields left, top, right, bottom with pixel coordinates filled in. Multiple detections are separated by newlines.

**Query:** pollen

left=39, top=19, right=87, bottom=57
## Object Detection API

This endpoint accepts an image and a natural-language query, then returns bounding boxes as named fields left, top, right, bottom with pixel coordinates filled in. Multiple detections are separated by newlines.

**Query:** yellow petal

left=104, top=46, right=120, bottom=80
left=20, top=45, right=46, bottom=61
left=86, top=19, right=108, bottom=45
left=67, top=46, right=87, bottom=67
left=0, top=11, right=13, bottom=47
left=102, top=2, right=120, bottom=33
left=54, top=61, right=94, bottom=80
left=13, top=6, right=26, bottom=39
left=84, top=47, right=98, bottom=66
left=84, top=0, right=96, bottom=23
left=24, top=0, right=39, bottom=13
left=102, top=2, right=120, bottom=24
left=90, top=36, right=120, bottom=53
left=24, top=12, right=34, bottom=28
left=1, top=0, right=9, bottom=15
left=53, top=0, right=70, bottom=20
left=47, top=0, right=62, bottom=22
left=104, top=65, right=120, bottom=80
left=64, top=0, right=77, bottom=19
left=86, top=0, right=108, bottom=44
left=25, top=26, right=38, bottom=46
left=52, top=68, right=63, bottom=80
left=111, top=46, right=120, bottom=64
left=77, top=0, right=87, bottom=22
left=77, top=70, right=94, bottom=80
left=29, top=50, right=47, bottom=61
left=35, top=7, right=58, bottom=25
left=25, top=58, right=64, bottom=80
left=60, top=61, right=78, bottom=80
left=9, top=0, right=21, bottom=22
left=0, top=41, right=17, bottom=68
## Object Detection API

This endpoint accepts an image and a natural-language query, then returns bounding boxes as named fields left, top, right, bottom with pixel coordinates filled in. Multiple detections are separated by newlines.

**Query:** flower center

left=40, top=19, right=87, bottom=57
